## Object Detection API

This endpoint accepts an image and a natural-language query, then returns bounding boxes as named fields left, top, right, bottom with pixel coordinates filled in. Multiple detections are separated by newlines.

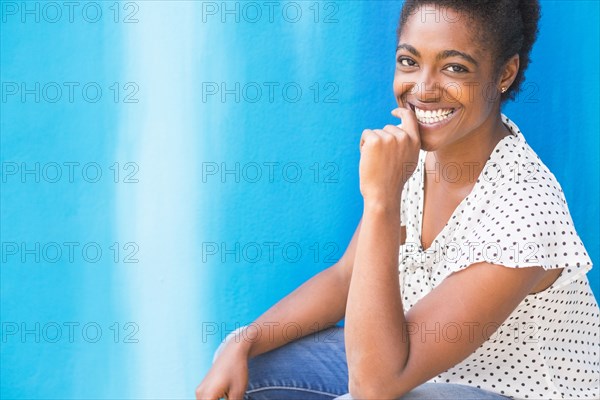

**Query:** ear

left=498, top=54, right=520, bottom=92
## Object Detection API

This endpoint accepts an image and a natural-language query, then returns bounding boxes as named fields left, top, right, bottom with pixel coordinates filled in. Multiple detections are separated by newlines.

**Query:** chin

left=418, top=137, right=440, bottom=152
left=420, top=143, right=434, bottom=152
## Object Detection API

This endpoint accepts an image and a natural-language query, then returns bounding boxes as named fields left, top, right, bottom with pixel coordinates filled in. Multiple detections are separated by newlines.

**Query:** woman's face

left=394, top=6, right=502, bottom=152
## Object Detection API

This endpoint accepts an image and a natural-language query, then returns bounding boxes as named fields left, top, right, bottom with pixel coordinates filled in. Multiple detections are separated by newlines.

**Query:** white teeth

left=413, top=106, right=455, bottom=124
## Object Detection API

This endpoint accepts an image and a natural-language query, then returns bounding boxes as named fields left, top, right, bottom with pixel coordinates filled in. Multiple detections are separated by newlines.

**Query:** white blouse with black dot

left=398, top=114, right=600, bottom=399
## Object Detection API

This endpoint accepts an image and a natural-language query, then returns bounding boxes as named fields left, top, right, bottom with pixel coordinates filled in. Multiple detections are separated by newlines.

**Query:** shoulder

left=437, top=115, right=593, bottom=276
left=485, top=114, right=567, bottom=208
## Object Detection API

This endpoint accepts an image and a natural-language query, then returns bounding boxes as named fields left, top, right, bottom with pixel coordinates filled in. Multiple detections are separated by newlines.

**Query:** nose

left=413, top=67, right=442, bottom=102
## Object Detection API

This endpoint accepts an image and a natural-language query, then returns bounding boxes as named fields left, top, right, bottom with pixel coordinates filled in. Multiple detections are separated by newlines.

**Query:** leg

left=243, top=325, right=349, bottom=400
left=334, top=383, right=511, bottom=400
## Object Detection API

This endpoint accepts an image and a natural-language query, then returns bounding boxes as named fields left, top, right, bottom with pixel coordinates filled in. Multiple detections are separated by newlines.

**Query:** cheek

left=392, top=74, right=410, bottom=97
left=442, top=82, right=463, bottom=103
left=458, top=81, right=502, bottom=107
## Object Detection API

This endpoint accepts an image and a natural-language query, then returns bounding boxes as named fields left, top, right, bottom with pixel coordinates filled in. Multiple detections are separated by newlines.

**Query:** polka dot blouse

left=398, top=114, right=600, bottom=399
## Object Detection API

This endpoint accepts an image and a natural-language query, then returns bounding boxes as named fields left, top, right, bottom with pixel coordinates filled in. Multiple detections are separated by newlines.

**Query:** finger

left=372, top=129, right=396, bottom=144
left=382, top=124, right=409, bottom=139
left=196, top=386, right=224, bottom=400
left=375, top=128, right=408, bottom=147
left=195, top=386, right=205, bottom=400
left=359, top=129, right=381, bottom=152
left=391, top=106, right=420, bottom=143
left=227, top=384, right=247, bottom=400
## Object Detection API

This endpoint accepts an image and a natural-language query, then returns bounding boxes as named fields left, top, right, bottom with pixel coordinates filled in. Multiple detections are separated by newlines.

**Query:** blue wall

left=1, top=1, right=597, bottom=398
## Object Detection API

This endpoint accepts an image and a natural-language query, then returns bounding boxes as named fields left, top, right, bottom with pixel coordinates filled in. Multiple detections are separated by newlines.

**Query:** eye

left=397, top=56, right=417, bottom=68
left=444, top=64, right=469, bottom=73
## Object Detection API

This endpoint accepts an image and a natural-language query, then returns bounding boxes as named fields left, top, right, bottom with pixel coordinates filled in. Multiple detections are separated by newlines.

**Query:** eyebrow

left=396, top=44, right=479, bottom=66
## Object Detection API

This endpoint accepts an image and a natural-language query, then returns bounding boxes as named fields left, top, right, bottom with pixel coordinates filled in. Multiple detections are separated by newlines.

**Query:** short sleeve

left=443, top=170, right=593, bottom=289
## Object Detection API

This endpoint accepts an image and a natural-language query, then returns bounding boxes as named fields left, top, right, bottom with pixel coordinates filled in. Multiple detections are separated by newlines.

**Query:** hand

left=195, top=339, right=251, bottom=400
left=358, top=107, right=421, bottom=205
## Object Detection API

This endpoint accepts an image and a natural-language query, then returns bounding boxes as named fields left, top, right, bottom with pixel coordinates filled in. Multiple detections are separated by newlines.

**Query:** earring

left=501, top=87, right=508, bottom=93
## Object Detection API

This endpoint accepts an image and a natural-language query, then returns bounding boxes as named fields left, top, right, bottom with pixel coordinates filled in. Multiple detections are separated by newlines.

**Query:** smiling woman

left=195, top=1, right=599, bottom=400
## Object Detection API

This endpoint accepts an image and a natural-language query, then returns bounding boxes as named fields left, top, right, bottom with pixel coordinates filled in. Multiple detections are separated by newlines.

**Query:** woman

left=196, top=1, right=600, bottom=399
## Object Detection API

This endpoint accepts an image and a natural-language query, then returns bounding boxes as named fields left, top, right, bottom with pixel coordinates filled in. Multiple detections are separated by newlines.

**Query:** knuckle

left=371, top=136, right=382, bottom=145
left=195, top=385, right=213, bottom=399
left=396, top=128, right=408, bottom=137
left=382, top=134, right=394, bottom=143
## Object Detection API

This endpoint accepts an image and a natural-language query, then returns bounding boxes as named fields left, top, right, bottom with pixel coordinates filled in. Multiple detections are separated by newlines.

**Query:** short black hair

left=397, top=0, right=541, bottom=104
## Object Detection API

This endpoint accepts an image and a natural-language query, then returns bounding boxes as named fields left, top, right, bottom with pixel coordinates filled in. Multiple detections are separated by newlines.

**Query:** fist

left=358, top=107, right=421, bottom=204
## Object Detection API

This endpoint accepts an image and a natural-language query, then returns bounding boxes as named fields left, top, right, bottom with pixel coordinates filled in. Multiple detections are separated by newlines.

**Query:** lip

left=406, top=101, right=460, bottom=128
left=406, top=101, right=457, bottom=112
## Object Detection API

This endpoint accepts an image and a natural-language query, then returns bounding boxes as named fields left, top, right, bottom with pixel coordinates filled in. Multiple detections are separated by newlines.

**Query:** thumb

left=391, top=106, right=420, bottom=143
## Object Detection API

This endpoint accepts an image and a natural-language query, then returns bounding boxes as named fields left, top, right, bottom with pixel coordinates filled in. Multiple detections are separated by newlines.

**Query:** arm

left=196, top=219, right=364, bottom=400
left=345, top=201, right=547, bottom=399
left=226, top=218, right=363, bottom=358
left=345, top=107, right=548, bottom=399
left=344, top=202, right=405, bottom=396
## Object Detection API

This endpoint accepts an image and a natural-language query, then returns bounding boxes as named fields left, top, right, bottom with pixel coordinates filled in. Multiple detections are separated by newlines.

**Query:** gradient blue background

left=1, top=1, right=598, bottom=398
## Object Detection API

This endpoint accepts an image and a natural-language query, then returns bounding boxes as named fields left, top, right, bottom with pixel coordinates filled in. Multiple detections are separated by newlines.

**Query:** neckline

left=416, top=117, right=519, bottom=252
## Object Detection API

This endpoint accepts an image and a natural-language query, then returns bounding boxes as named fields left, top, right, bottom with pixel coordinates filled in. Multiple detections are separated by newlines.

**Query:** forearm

left=229, top=264, right=350, bottom=358
left=344, top=201, right=408, bottom=395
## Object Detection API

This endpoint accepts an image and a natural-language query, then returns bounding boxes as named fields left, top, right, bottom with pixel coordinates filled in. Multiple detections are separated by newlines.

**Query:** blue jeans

left=213, top=325, right=511, bottom=400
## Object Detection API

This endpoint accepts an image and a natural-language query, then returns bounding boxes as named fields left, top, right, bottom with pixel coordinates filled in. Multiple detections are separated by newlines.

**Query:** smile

left=409, top=104, right=458, bottom=126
